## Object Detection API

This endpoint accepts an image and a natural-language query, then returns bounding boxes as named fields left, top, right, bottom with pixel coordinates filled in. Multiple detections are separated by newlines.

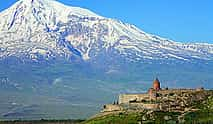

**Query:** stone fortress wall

left=101, top=104, right=123, bottom=112
left=102, top=78, right=205, bottom=112
left=118, top=94, right=150, bottom=104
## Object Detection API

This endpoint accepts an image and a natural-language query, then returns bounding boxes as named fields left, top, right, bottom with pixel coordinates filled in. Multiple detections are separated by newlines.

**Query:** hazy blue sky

left=0, top=0, right=212, bottom=43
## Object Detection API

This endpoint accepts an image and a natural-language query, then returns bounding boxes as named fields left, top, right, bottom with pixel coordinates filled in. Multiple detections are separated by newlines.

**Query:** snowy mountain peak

left=0, top=0, right=102, bottom=30
left=19, top=0, right=102, bottom=18
left=0, top=0, right=213, bottom=62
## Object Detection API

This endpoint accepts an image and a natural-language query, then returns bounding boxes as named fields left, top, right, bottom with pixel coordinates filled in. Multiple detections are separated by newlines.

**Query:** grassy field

left=82, top=111, right=179, bottom=124
left=82, top=111, right=213, bottom=124
left=83, top=93, right=213, bottom=124
left=0, top=119, right=84, bottom=124
left=1, top=111, right=213, bottom=124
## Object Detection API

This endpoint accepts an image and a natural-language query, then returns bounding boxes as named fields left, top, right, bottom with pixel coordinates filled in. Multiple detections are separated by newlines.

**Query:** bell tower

left=153, top=78, right=160, bottom=90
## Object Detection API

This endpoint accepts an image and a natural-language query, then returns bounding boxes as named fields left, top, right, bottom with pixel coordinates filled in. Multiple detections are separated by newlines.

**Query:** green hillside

left=83, top=91, right=213, bottom=124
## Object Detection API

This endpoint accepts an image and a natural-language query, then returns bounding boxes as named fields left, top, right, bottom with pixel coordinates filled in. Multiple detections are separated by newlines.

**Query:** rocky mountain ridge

left=0, top=0, right=213, bottom=63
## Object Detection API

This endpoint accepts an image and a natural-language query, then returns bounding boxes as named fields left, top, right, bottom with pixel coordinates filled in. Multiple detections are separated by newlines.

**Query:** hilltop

left=84, top=79, right=213, bottom=124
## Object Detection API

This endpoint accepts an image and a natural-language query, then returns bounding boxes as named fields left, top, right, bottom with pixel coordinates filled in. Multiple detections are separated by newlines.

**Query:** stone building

left=102, top=77, right=206, bottom=113
left=153, top=78, right=161, bottom=90
left=101, top=104, right=123, bottom=112
left=119, top=78, right=161, bottom=104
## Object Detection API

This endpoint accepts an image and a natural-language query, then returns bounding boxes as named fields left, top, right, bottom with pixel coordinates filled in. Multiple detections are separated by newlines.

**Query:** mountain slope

left=0, top=0, right=213, bottom=120
left=0, top=0, right=213, bottom=63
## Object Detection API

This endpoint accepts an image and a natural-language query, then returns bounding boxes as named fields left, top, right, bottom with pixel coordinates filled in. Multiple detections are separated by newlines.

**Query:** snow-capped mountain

left=1, top=0, right=213, bottom=120
left=0, top=0, right=213, bottom=63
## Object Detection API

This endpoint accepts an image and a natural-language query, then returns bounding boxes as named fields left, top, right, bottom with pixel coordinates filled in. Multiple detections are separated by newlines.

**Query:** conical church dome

left=153, top=78, right=160, bottom=90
